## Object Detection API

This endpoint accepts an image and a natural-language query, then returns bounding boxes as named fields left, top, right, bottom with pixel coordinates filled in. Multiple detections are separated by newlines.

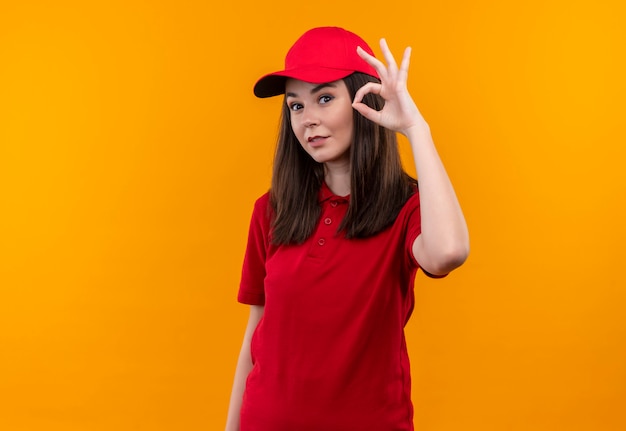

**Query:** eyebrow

left=286, top=82, right=337, bottom=98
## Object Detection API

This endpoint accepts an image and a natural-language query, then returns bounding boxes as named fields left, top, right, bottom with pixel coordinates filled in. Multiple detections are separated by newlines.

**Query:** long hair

left=269, top=72, right=416, bottom=245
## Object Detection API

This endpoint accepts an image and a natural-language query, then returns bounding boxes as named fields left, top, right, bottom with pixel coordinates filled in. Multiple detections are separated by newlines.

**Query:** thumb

left=352, top=101, right=381, bottom=124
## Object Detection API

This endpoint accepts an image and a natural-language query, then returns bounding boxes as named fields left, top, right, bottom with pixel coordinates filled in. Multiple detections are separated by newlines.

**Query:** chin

left=311, top=156, right=336, bottom=164
left=307, top=151, right=349, bottom=165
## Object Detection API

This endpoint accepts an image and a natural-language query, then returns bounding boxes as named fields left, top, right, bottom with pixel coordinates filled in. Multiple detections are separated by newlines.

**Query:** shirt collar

left=318, top=182, right=350, bottom=204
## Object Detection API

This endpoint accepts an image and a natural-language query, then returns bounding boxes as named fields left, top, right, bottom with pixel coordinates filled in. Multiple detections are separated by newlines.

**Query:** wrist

left=402, top=120, right=431, bottom=140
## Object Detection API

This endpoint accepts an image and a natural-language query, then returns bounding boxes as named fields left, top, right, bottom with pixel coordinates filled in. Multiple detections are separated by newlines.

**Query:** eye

left=289, top=102, right=303, bottom=111
left=319, top=95, right=334, bottom=104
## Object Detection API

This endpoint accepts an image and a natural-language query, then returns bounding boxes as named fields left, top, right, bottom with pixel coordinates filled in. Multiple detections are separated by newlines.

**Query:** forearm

left=351, top=38, right=469, bottom=273
left=225, top=305, right=264, bottom=431
left=225, top=344, right=253, bottom=431
left=406, top=123, right=469, bottom=274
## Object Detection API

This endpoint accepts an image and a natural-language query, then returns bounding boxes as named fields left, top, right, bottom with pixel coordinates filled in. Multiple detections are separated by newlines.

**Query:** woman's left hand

left=352, top=39, right=427, bottom=136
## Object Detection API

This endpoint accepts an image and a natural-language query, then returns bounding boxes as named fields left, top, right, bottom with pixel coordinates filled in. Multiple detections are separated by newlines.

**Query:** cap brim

left=253, top=67, right=356, bottom=98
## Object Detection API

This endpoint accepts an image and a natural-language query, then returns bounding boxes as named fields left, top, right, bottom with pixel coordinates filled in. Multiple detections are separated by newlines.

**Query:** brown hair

left=269, top=72, right=416, bottom=245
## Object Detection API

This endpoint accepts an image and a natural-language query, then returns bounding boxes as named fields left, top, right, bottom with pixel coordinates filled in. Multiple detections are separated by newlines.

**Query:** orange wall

left=1, top=1, right=625, bottom=430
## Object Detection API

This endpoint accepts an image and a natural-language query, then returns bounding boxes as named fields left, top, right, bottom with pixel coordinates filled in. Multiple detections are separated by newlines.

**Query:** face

left=284, top=79, right=354, bottom=166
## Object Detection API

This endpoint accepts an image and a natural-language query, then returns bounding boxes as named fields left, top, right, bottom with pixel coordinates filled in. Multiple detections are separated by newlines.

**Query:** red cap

left=253, top=27, right=379, bottom=98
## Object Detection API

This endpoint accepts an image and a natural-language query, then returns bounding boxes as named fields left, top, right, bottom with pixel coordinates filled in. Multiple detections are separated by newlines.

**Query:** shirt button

left=330, top=201, right=338, bottom=207
left=318, top=238, right=326, bottom=246
left=324, top=217, right=332, bottom=225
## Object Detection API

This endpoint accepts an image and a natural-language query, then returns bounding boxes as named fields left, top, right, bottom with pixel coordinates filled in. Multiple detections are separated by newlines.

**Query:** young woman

left=226, top=26, right=469, bottom=431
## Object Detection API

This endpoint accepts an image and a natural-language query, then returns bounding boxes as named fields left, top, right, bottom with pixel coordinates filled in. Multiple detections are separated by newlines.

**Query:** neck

left=324, top=161, right=351, bottom=197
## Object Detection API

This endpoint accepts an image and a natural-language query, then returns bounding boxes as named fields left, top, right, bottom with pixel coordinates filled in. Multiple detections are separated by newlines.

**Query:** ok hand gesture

left=352, top=39, right=428, bottom=137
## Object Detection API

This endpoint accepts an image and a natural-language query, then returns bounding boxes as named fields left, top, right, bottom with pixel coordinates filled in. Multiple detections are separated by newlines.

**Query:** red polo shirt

left=238, top=183, right=435, bottom=431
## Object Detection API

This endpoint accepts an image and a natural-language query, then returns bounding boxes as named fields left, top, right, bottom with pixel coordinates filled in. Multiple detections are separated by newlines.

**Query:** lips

left=307, top=136, right=328, bottom=146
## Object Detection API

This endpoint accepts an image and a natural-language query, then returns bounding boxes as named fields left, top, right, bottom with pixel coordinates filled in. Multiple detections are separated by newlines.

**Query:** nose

left=302, top=108, right=320, bottom=128
left=304, top=119, right=319, bottom=128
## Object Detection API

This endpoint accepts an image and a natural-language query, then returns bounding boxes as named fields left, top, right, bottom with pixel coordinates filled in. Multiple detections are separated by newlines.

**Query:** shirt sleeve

left=404, top=189, right=448, bottom=279
left=237, top=193, right=271, bottom=305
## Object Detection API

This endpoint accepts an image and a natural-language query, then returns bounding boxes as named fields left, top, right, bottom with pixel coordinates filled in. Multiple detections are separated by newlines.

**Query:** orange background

left=1, top=0, right=625, bottom=430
